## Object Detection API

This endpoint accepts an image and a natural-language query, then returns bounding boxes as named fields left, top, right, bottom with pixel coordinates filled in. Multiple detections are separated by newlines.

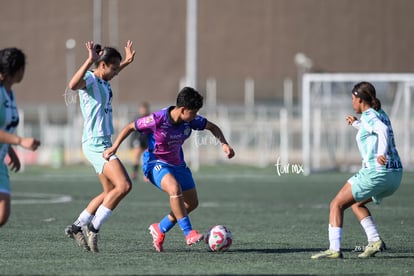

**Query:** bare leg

left=0, top=193, right=10, bottom=227
left=329, top=182, right=356, bottom=227
left=165, top=188, right=199, bottom=223
left=161, top=173, right=186, bottom=219
left=100, top=158, right=132, bottom=210
left=351, top=198, right=372, bottom=222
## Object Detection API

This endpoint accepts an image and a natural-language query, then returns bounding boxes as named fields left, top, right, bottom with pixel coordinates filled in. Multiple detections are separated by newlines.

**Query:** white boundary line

left=11, top=192, right=72, bottom=205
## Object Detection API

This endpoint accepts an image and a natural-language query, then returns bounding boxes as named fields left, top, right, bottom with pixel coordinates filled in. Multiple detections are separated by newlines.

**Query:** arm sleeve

left=190, top=115, right=208, bottom=130
left=135, top=114, right=156, bottom=134
left=373, top=119, right=389, bottom=156
left=352, top=120, right=360, bottom=129
left=83, top=71, right=94, bottom=91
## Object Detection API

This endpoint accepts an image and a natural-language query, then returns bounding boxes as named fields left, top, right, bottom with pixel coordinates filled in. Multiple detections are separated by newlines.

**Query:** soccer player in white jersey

left=64, top=41, right=135, bottom=252
left=0, top=47, right=40, bottom=227
left=312, top=81, right=403, bottom=259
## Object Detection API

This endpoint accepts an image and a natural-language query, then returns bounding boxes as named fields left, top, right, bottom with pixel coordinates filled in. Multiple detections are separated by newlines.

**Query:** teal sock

left=159, top=215, right=175, bottom=233
left=177, top=216, right=192, bottom=236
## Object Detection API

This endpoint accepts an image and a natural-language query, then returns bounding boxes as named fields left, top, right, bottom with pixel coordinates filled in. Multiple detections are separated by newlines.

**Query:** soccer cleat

left=84, top=224, right=99, bottom=253
left=185, top=230, right=204, bottom=246
left=358, top=239, right=386, bottom=258
left=311, top=249, right=343, bottom=259
left=65, top=224, right=90, bottom=251
left=148, top=223, right=165, bottom=252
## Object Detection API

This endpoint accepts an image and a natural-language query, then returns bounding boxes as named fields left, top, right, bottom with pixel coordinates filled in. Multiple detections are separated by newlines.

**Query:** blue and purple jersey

left=135, top=106, right=207, bottom=165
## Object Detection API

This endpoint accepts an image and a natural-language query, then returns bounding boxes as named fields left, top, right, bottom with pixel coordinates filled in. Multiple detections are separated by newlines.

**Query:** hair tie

left=352, top=90, right=372, bottom=102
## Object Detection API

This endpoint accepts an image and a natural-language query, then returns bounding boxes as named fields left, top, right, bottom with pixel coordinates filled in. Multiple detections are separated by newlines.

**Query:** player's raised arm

left=204, top=121, right=235, bottom=159
left=68, top=41, right=100, bottom=90
left=119, top=40, right=136, bottom=71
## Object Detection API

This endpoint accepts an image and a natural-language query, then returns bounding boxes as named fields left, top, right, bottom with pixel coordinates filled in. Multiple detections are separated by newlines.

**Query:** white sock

left=328, top=224, right=342, bottom=251
left=91, top=205, right=113, bottom=231
left=360, top=216, right=380, bottom=243
left=74, top=209, right=94, bottom=227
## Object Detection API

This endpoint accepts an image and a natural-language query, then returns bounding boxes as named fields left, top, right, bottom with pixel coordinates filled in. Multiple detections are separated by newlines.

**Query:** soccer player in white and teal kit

left=64, top=41, right=135, bottom=252
left=0, top=47, right=40, bottom=227
left=312, top=81, right=403, bottom=259
left=103, top=87, right=235, bottom=252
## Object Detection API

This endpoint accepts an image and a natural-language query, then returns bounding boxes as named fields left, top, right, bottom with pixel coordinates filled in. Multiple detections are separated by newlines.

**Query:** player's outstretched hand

left=123, top=40, right=136, bottom=65
left=346, top=115, right=358, bottom=125
left=222, top=144, right=235, bottom=159
left=20, top=137, right=40, bottom=151
left=85, top=41, right=101, bottom=63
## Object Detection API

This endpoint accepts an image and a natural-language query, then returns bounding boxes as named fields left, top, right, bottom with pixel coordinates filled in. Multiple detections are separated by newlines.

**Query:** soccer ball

left=205, top=225, right=232, bottom=252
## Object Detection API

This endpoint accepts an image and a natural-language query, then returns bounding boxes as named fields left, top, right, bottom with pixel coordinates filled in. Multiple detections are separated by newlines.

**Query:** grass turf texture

left=0, top=165, right=413, bottom=275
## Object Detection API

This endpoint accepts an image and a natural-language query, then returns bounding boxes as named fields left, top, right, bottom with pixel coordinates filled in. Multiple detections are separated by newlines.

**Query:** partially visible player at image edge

left=0, top=47, right=41, bottom=227
left=311, top=81, right=403, bottom=259
left=103, top=87, right=235, bottom=252
left=64, top=41, right=135, bottom=252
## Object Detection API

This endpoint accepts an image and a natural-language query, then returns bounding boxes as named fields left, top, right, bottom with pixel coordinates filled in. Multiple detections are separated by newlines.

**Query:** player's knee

left=121, top=181, right=132, bottom=195
left=330, top=197, right=350, bottom=211
left=116, top=180, right=132, bottom=197
left=329, top=198, right=341, bottom=210
left=350, top=202, right=364, bottom=213
left=165, top=183, right=181, bottom=197
left=186, top=199, right=199, bottom=213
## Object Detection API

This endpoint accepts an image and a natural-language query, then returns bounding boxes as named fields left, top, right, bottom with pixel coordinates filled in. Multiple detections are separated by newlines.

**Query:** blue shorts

left=82, top=136, right=118, bottom=174
left=144, top=160, right=195, bottom=191
left=0, top=163, right=10, bottom=195
left=348, top=168, right=402, bottom=204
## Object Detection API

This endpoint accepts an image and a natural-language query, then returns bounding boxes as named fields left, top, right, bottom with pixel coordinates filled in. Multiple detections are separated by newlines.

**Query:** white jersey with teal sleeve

left=352, top=108, right=402, bottom=172
left=78, top=71, right=114, bottom=142
left=0, top=85, right=19, bottom=162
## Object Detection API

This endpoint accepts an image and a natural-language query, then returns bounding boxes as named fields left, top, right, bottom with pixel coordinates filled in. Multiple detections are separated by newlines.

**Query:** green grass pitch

left=1, top=165, right=413, bottom=275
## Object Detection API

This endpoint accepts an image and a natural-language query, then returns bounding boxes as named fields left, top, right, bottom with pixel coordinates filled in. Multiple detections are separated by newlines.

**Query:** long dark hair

left=352, top=81, right=381, bottom=111
left=0, top=47, right=26, bottom=78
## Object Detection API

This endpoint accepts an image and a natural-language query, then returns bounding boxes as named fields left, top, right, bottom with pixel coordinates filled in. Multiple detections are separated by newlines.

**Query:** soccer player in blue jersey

left=103, top=87, right=235, bottom=252
left=0, top=47, right=41, bottom=227
left=312, top=81, right=403, bottom=259
left=64, top=41, right=135, bottom=252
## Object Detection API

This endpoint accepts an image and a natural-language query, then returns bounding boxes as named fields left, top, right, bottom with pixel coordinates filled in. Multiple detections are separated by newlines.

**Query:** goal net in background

left=302, top=73, right=414, bottom=175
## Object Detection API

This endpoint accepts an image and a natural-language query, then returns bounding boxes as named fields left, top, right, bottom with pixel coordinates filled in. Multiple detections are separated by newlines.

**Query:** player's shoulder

left=152, top=107, right=169, bottom=120
left=189, top=114, right=208, bottom=129
left=140, top=108, right=168, bottom=127
left=362, top=108, right=379, bottom=120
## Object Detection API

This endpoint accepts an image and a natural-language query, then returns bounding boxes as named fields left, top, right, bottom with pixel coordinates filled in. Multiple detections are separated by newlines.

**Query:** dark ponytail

left=371, top=97, right=381, bottom=111
left=352, top=81, right=381, bottom=111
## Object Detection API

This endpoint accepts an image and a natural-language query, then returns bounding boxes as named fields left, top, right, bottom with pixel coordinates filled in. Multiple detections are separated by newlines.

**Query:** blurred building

left=1, top=0, right=414, bottom=106
left=1, top=0, right=413, bottom=170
